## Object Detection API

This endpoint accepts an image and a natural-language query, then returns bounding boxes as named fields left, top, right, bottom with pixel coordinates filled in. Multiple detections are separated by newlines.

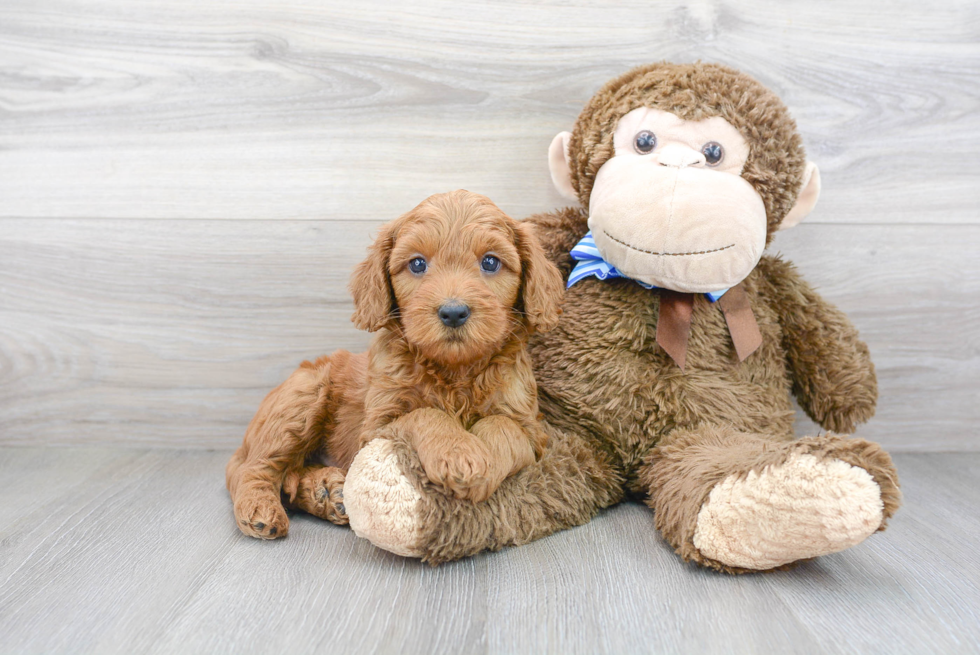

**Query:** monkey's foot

left=646, top=430, right=901, bottom=572
left=344, top=439, right=426, bottom=557
left=693, top=452, right=884, bottom=570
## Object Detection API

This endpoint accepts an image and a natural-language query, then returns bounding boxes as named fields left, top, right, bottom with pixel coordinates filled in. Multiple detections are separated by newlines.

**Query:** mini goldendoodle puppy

left=226, top=190, right=565, bottom=539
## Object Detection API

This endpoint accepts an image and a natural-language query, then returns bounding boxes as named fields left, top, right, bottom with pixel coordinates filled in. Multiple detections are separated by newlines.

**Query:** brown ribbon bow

left=656, top=283, right=762, bottom=371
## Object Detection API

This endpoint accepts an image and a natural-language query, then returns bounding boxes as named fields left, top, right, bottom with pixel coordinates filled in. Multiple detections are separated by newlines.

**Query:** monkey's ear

left=548, top=131, right=578, bottom=202
left=780, top=161, right=821, bottom=230
left=349, top=223, right=397, bottom=332
left=515, top=221, right=565, bottom=333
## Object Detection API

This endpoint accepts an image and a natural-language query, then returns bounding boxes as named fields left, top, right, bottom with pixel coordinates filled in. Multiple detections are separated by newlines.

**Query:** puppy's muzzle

left=438, top=302, right=471, bottom=328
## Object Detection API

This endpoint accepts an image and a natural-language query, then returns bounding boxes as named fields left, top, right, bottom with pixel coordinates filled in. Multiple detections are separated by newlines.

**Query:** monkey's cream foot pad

left=344, top=439, right=426, bottom=558
left=693, top=453, right=885, bottom=570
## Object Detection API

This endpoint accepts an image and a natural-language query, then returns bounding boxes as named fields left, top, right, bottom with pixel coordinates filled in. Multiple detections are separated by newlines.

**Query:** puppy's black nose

left=438, top=303, right=471, bottom=328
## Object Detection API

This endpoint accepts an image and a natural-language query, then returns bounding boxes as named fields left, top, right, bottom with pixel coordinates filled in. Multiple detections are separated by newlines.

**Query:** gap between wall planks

left=0, top=219, right=977, bottom=451
left=0, top=0, right=978, bottom=222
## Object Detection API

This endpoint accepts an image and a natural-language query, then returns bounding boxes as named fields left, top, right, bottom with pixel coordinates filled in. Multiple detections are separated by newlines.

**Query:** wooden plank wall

left=1, top=0, right=978, bottom=450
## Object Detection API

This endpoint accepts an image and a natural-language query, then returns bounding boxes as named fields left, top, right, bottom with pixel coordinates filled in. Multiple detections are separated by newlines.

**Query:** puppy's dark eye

left=633, top=130, right=657, bottom=154
left=408, top=257, right=427, bottom=274
left=701, top=142, right=724, bottom=166
left=480, top=255, right=501, bottom=273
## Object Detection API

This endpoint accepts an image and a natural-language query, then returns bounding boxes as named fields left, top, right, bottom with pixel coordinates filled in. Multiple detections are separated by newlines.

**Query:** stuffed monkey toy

left=344, top=62, right=901, bottom=572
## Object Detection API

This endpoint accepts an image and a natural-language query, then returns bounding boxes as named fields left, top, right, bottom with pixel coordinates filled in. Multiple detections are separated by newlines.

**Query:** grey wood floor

left=1, top=447, right=977, bottom=655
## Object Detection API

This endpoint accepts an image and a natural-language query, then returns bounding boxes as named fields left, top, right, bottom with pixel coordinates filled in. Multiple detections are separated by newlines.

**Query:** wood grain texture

left=1, top=219, right=977, bottom=450
left=0, top=448, right=977, bottom=654
left=1, top=1, right=977, bottom=452
left=0, top=0, right=977, bottom=223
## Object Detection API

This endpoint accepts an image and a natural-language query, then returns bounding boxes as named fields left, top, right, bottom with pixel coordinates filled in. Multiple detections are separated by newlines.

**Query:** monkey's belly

left=532, top=329, right=796, bottom=478
left=538, top=359, right=796, bottom=478
left=530, top=270, right=795, bottom=476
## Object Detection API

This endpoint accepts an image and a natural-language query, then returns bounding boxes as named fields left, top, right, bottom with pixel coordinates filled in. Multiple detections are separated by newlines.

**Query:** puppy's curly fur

left=226, top=190, right=565, bottom=539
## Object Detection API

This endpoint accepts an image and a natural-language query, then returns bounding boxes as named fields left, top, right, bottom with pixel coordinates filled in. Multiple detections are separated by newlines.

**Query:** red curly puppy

left=226, top=190, right=565, bottom=539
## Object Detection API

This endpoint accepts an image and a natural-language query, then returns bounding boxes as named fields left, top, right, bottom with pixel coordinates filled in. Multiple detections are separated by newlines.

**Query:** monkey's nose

left=438, top=302, right=471, bottom=328
left=655, top=145, right=705, bottom=168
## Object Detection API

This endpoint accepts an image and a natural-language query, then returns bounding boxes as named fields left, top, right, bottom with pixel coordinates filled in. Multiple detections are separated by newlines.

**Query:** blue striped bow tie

left=568, top=231, right=728, bottom=302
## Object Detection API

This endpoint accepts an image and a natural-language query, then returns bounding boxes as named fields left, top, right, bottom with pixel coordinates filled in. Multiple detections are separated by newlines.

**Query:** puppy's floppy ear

left=349, top=221, right=398, bottom=332
left=514, top=221, right=564, bottom=333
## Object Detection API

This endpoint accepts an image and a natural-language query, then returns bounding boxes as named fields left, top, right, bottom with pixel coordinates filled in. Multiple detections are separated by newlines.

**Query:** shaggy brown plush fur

left=353, top=63, right=900, bottom=570
left=226, top=190, right=564, bottom=539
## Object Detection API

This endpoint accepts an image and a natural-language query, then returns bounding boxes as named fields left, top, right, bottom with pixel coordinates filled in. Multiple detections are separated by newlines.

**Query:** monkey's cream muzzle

left=587, top=152, right=767, bottom=294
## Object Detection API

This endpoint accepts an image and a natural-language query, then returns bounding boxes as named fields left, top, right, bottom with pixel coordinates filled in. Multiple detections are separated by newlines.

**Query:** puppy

left=226, top=190, right=565, bottom=539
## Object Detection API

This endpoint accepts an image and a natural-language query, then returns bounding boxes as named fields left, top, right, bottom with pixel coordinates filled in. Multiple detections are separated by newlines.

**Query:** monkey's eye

left=633, top=130, right=657, bottom=154
left=480, top=254, right=501, bottom=273
left=408, top=257, right=427, bottom=274
left=701, top=142, right=724, bottom=166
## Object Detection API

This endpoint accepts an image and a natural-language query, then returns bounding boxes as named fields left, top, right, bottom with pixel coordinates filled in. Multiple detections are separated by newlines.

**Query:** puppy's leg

left=227, top=356, right=336, bottom=539
left=416, top=415, right=542, bottom=503
left=227, top=455, right=291, bottom=540
left=283, top=465, right=348, bottom=525
left=383, top=408, right=496, bottom=502
left=470, top=415, right=543, bottom=489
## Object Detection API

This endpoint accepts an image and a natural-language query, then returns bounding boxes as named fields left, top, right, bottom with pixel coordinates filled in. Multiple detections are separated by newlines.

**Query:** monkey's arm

left=757, top=256, right=877, bottom=434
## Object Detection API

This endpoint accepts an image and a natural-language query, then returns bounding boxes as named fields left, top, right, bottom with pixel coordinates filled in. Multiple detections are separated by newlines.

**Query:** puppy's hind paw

left=306, top=467, right=349, bottom=525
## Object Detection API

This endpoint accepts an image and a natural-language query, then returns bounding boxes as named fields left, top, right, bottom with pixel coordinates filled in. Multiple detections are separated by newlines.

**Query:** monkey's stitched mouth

left=602, top=230, right=735, bottom=257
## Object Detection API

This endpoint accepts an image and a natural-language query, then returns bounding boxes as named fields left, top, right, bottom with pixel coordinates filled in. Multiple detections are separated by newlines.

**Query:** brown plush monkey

left=344, top=62, right=901, bottom=573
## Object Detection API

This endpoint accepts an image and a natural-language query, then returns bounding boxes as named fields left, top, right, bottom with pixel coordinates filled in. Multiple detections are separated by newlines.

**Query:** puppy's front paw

left=421, top=439, right=500, bottom=502
left=235, top=490, right=289, bottom=539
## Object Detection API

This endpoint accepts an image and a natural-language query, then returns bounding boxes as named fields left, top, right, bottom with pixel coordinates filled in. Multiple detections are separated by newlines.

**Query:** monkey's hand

left=759, top=257, right=878, bottom=434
